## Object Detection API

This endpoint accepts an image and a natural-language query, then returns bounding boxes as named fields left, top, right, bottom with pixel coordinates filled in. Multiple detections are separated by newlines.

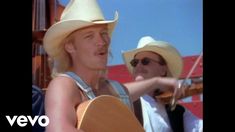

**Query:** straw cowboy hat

left=43, top=0, right=118, bottom=58
left=122, top=36, right=183, bottom=78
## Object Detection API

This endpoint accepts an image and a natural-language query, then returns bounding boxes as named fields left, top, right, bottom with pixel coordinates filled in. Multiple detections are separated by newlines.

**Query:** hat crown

left=137, top=36, right=173, bottom=49
left=137, top=36, right=158, bottom=48
left=61, top=0, right=105, bottom=22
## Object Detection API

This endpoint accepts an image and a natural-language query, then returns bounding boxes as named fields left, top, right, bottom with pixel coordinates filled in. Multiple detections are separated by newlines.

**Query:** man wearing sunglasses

left=122, top=36, right=203, bottom=132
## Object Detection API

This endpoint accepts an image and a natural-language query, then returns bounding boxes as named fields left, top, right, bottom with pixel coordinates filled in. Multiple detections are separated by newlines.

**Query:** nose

left=133, top=66, right=144, bottom=77
left=96, top=34, right=110, bottom=46
left=133, top=62, right=144, bottom=71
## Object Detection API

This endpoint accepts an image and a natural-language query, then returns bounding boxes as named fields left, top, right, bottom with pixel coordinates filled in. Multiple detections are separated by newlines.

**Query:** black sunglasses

left=130, top=57, right=162, bottom=67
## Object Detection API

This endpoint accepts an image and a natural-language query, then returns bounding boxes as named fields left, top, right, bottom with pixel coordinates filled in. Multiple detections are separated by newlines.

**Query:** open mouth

left=99, top=52, right=106, bottom=55
left=96, top=49, right=108, bottom=56
left=95, top=51, right=108, bottom=58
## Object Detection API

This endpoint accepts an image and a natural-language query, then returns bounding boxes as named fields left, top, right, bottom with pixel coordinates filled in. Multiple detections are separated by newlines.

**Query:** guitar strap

left=133, top=99, right=143, bottom=125
left=65, top=72, right=96, bottom=99
left=165, top=104, right=185, bottom=132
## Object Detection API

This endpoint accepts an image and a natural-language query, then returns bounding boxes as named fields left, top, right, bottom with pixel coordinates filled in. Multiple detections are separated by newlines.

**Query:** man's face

left=66, top=24, right=110, bottom=70
left=132, top=51, right=167, bottom=80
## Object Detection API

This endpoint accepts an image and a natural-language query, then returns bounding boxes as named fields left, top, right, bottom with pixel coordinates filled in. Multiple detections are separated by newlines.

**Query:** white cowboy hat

left=43, top=0, right=118, bottom=58
left=122, top=36, right=183, bottom=78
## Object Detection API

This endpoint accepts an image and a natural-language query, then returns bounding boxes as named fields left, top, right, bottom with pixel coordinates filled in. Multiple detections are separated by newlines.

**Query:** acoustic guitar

left=76, top=95, right=144, bottom=132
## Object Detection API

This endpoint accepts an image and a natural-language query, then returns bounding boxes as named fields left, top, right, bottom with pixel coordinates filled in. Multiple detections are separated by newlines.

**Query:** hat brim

left=43, top=12, right=118, bottom=58
left=122, top=43, right=183, bottom=78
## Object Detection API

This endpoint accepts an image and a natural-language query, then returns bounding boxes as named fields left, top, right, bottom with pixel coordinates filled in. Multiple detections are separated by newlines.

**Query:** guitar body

left=76, top=95, right=144, bottom=132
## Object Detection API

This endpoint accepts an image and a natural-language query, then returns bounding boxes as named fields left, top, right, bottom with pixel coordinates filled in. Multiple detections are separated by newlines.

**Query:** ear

left=64, top=42, right=75, bottom=53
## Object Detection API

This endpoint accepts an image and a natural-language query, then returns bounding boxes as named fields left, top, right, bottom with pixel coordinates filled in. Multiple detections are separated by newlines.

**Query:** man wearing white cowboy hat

left=122, top=36, right=203, bottom=132
left=43, top=0, right=181, bottom=131
left=43, top=0, right=121, bottom=131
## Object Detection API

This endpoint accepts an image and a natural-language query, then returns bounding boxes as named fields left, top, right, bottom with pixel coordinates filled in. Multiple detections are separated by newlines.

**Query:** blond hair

left=49, top=34, right=74, bottom=78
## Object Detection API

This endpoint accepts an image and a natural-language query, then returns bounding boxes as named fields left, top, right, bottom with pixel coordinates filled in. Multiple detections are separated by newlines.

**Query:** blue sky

left=59, top=0, right=202, bottom=66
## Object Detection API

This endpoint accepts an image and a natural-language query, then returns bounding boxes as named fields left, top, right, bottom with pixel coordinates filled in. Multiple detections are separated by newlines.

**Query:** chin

left=96, top=64, right=107, bottom=70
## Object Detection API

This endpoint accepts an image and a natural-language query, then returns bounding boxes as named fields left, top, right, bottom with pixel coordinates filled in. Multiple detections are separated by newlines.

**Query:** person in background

left=32, top=85, right=45, bottom=132
left=122, top=36, right=203, bottom=132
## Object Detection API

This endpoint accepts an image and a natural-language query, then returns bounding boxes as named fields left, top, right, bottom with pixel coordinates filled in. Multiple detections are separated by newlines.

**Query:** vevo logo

left=6, top=115, right=49, bottom=127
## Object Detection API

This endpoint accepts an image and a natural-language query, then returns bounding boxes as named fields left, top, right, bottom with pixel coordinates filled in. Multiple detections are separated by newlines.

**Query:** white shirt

left=140, top=95, right=203, bottom=132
